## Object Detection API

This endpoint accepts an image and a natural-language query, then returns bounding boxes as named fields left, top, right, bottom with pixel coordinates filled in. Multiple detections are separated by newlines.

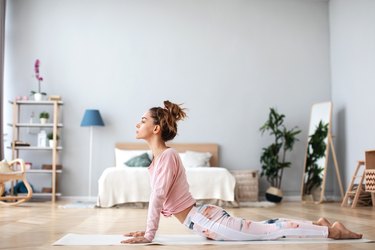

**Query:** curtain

left=0, top=0, right=5, bottom=160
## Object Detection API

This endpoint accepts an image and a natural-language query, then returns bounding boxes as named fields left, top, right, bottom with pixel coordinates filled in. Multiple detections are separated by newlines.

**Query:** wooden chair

left=0, top=159, right=33, bottom=206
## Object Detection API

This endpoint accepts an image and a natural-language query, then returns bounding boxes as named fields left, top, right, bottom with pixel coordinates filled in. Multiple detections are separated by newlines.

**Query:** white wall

left=330, top=0, right=375, bottom=189
left=3, top=0, right=331, bottom=197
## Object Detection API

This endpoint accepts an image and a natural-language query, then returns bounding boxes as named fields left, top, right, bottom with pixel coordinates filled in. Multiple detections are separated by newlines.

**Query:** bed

left=96, top=143, right=236, bottom=208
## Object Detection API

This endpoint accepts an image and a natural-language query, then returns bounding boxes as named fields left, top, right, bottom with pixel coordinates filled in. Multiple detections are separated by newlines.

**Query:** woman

left=122, top=100, right=362, bottom=244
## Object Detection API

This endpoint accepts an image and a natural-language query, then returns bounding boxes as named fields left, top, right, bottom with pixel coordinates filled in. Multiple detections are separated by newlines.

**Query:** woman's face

left=136, top=111, right=156, bottom=140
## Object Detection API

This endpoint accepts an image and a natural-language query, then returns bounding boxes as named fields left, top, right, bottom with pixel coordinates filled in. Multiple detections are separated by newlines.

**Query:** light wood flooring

left=0, top=201, right=374, bottom=250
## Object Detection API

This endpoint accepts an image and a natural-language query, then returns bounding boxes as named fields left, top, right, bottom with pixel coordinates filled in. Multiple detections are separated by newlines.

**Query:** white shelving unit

left=8, top=100, right=63, bottom=202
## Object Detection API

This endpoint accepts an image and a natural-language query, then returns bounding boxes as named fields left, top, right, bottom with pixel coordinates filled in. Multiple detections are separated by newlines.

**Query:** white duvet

left=97, top=167, right=235, bottom=208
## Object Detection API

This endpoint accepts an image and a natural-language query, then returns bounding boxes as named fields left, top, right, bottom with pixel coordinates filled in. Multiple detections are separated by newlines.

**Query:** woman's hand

left=121, top=236, right=150, bottom=244
left=123, top=231, right=145, bottom=237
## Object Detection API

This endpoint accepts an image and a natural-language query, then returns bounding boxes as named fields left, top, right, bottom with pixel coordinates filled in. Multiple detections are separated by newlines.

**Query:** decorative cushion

left=182, top=151, right=212, bottom=168
left=125, top=153, right=152, bottom=167
left=115, top=149, right=152, bottom=168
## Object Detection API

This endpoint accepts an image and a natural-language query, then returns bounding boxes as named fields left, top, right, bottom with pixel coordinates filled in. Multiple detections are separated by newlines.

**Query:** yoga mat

left=53, top=234, right=374, bottom=246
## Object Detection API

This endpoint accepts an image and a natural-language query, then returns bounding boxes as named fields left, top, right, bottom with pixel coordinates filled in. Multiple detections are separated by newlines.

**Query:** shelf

left=7, top=146, right=63, bottom=150
left=9, top=99, right=63, bottom=203
left=27, top=169, right=63, bottom=174
left=7, top=123, right=63, bottom=128
left=32, top=192, right=62, bottom=197
left=9, top=100, right=63, bottom=105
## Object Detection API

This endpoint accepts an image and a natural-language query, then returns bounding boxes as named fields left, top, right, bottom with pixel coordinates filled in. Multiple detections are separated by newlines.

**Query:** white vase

left=49, top=140, right=55, bottom=148
left=40, top=118, right=48, bottom=124
left=34, top=93, right=43, bottom=101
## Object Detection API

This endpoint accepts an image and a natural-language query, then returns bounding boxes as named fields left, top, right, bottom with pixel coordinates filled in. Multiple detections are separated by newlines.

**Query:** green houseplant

left=303, top=121, right=329, bottom=200
left=47, top=132, right=60, bottom=148
left=260, top=108, right=301, bottom=202
left=39, top=112, right=49, bottom=124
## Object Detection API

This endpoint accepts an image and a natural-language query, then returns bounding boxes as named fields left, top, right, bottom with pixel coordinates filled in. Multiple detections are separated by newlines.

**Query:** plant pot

left=49, top=140, right=55, bottom=148
left=40, top=118, right=48, bottom=124
left=312, top=186, right=322, bottom=201
left=302, top=194, right=314, bottom=202
left=34, top=93, right=43, bottom=101
left=265, top=186, right=283, bottom=203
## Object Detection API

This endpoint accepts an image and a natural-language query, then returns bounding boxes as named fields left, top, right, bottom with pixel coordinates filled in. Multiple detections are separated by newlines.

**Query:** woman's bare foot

left=328, top=222, right=363, bottom=239
left=314, top=217, right=332, bottom=227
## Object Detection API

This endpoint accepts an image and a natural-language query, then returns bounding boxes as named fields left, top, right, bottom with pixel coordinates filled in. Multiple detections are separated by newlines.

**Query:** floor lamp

left=80, top=109, right=105, bottom=201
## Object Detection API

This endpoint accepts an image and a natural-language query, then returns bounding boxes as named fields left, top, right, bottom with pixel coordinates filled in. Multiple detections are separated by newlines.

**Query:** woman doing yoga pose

left=121, top=100, right=362, bottom=244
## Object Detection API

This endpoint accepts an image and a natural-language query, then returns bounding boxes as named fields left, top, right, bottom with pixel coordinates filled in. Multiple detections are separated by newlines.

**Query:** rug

left=52, top=234, right=373, bottom=246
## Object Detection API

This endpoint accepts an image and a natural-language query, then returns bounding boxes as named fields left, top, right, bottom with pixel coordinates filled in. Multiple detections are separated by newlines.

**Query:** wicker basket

left=230, top=170, right=259, bottom=202
left=365, top=169, right=375, bottom=192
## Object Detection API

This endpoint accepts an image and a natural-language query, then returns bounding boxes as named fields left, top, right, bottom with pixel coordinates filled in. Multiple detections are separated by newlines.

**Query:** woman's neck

left=146, top=138, right=168, bottom=160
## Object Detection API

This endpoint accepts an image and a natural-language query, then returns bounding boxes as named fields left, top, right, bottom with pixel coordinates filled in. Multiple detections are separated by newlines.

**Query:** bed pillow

left=115, top=148, right=152, bottom=168
left=182, top=151, right=212, bottom=168
left=125, top=153, right=152, bottom=167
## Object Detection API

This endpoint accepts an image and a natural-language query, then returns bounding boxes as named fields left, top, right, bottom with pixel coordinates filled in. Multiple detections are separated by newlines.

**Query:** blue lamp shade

left=80, top=109, right=105, bottom=127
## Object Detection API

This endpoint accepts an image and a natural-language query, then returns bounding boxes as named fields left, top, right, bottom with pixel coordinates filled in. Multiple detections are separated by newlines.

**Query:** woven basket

left=365, top=169, right=375, bottom=192
left=230, top=170, right=259, bottom=202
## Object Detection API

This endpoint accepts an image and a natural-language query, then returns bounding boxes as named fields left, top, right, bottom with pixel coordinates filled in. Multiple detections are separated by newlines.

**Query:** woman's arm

left=124, top=152, right=177, bottom=243
left=144, top=158, right=176, bottom=241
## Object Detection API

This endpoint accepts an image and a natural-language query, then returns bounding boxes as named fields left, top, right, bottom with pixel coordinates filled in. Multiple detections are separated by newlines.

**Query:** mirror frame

left=301, top=101, right=332, bottom=203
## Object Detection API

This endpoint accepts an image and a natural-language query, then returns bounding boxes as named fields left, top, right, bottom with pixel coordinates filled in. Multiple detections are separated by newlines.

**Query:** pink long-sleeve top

left=144, top=148, right=196, bottom=241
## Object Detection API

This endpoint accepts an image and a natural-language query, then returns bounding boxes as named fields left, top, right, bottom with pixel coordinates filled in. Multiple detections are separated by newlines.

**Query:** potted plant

left=39, top=112, right=49, bottom=124
left=302, top=121, right=329, bottom=201
left=260, top=108, right=301, bottom=202
left=47, top=132, right=60, bottom=148
left=31, top=59, right=46, bottom=101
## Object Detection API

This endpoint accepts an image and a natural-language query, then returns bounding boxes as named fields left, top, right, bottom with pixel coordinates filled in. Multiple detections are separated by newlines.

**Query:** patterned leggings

left=183, top=204, right=328, bottom=241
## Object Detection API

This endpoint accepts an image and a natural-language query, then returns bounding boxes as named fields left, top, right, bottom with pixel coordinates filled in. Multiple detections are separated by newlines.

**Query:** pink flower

left=34, top=59, right=43, bottom=81
left=32, top=59, right=46, bottom=95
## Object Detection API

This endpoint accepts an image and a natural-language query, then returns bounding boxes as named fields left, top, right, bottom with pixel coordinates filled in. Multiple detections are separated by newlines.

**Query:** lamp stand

left=88, top=126, right=93, bottom=201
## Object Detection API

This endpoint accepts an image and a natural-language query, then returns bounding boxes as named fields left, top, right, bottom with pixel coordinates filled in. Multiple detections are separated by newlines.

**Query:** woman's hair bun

left=163, top=100, right=187, bottom=122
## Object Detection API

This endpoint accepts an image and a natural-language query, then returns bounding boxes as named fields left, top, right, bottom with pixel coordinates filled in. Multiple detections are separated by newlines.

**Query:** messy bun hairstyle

left=149, top=100, right=187, bottom=142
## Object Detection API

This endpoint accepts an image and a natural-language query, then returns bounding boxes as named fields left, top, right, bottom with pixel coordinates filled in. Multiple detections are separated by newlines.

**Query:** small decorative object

left=0, top=160, right=13, bottom=173
left=42, top=164, right=63, bottom=170
left=260, top=108, right=301, bottom=203
left=37, top=130, right=47, bottom=147
left=25, top=162, right=32, bottom=170
left=39, top=111, right=50, bottom=124
left=47, top=132, right=60, bottom=148
left=31, top=59, right=46, bottom=101
left=12, top=140, right=30, bottom=147
left=27, top=111, right=38, bottom=135
left=48, top=95, right=62, bottom=101
left=41, top=187, right=52, bottom=193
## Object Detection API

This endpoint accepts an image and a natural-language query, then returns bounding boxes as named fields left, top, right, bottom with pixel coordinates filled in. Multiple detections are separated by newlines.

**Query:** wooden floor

left=0, top=200, right=374, bottom=250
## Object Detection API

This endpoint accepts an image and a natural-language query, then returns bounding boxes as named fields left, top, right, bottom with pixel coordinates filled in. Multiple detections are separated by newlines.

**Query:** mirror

left=301, top=102, right=333, bottom=203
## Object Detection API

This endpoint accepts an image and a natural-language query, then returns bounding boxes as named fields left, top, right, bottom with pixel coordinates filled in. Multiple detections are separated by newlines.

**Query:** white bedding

left=97, top=167, right=236, bottom=208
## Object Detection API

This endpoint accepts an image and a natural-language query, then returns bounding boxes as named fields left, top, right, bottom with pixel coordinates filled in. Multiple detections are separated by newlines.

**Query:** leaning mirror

left=301, top=102, right=332, bottom=203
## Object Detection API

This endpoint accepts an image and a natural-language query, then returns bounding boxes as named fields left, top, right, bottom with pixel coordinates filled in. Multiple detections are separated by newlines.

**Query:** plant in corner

left=260, top=108, right=301, bottom=202
left=31, top=59, right=46, bottom=101
left=303, top=121, right=329, bottom=200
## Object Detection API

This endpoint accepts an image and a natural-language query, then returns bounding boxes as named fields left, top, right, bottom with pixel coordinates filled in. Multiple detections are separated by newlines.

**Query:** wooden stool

left=0, top=159, right=33, bottom=206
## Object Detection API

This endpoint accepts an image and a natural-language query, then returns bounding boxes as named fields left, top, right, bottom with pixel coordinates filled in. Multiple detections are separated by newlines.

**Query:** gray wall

left=330, top=0, right=375, bottom=190
left=3, top=0, right=331, bottom=198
